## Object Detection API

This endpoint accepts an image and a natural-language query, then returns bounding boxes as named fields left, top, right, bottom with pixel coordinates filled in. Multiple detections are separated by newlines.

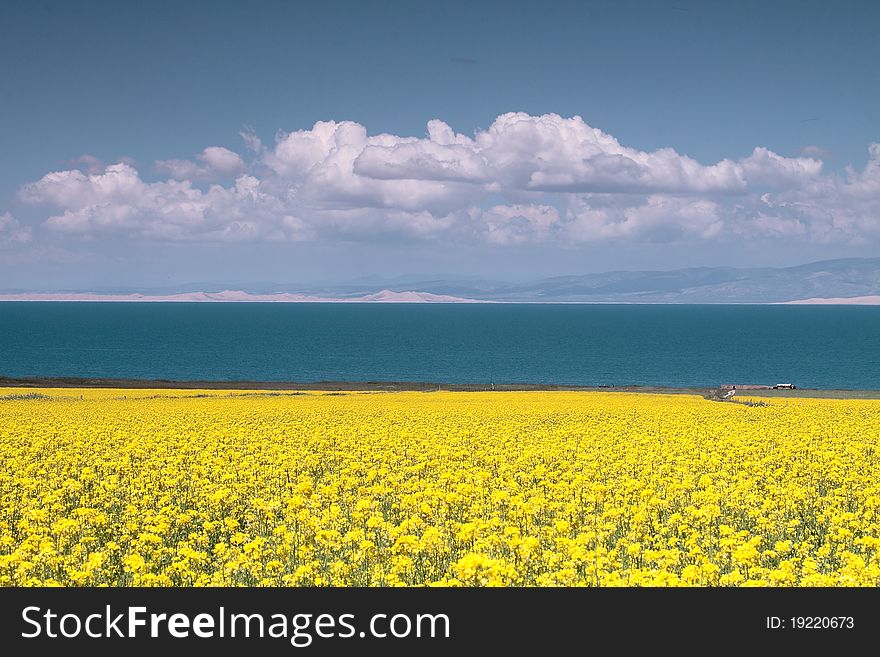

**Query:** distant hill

left=0, top=289, right=480, bottom=303
left=4, top=258, right=880, bottom=304
left=369, top=258, right=880, bottom=303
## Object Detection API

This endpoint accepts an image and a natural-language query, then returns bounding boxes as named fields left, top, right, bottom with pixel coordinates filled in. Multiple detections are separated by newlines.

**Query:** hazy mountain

left=0, top=290, right=479, bottom=304
left=3, top=258, right=880, bottom=303
left=371, top=258, right=880, bottom=303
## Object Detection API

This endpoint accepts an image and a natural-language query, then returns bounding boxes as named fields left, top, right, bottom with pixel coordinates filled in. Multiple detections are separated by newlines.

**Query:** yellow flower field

left=1, top=388, right=879, bottom=587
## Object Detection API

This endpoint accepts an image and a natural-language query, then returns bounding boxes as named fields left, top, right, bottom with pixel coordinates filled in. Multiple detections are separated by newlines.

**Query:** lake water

left=1, top=303, right=879, bottom=389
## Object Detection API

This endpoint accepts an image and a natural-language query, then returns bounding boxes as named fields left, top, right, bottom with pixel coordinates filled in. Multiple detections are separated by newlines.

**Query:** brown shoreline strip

left=2, top=376, right=879, bottom=398
left=0, top=375, right=699, bottom=393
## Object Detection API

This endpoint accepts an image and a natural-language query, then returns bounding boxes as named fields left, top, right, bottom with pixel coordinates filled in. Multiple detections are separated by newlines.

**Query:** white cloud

left=476, top=113, right=748, bottom=194
left=199, top=147, right=245, bottom=176
left=353, top=113, right=787, bottom=195
left=0, top=212, right=32, bottom=245
left=21, top=164, right=301, bottom=241
left=354, top=120, right=489, bottom=184
left=754, top=143, right=880, bottom=243
left=263, top=120, right=482, bottom=214
left=470, top=196, right=725, bottom=245
left=257, top=113, right=826, bottom=221
left=565, top=195, right=723, bottom=243
left=474, top=204, right=562, bottom=244
left=18, top=161, right=450, bottom=242
left=739, top=147, right=823, bottom=188
left=13, top=114, right=880, bottom=247
left=240, top=127, right=264, bottom=154
left=155, top=146, right=245, bottom=181
left=154, top=158, right=205, bottom=181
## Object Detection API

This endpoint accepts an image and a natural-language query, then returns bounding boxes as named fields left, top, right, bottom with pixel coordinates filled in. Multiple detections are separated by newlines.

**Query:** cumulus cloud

left=354, top=119, right=489, bottom=184
left=153, top=158, right=204, bottom=181
left=155, top=146, right=245, bottom=181
left=18, top=160, right=450, bottom=242
left=200, top=147, right=245, bottom=176
left=13, top=113, right=880, bottom=247
left=349, top=113, right=818, bottom=195
left=262, top=119, right=484, bottom=215
left=475, top=113, right=749, bottom=194
left=738, top=147, right=823, bottom=188
left=352, top=114, right=743, bottom=194
left=566, top=195, right=724, bottom=243
left=752, top=143, right=880, bottom=243
left=474, top=204, right=562, bottom=245
left=20, top=164, right=302, bottom=241
left=0, top=212, right=32, bottom=245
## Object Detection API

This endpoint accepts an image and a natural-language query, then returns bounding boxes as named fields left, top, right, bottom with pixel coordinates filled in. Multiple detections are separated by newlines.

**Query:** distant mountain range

left=389, top=258, right=880, bottom=303
left=310, top=257, right=880, bottom=303
left=3, top=258, right=880, bottom=304
left=0, top=289, right=478, bottom=303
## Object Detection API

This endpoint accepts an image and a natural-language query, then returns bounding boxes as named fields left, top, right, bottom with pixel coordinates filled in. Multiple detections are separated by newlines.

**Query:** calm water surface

left=1, top=303, right=878, bottom=388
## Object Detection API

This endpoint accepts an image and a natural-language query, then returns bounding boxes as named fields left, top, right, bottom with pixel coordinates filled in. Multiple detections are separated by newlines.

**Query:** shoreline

left=3, top=376, right=880, bottom=398
left=0, top=375, right=695, bottom=393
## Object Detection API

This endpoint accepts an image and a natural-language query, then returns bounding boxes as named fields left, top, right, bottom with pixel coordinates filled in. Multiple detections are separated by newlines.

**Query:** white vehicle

left=771, top=383, right=797, bottom=389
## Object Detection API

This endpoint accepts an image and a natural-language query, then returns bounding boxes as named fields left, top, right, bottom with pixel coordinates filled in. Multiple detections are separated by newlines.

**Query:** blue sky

left=1, top=0, right=878, bottom=291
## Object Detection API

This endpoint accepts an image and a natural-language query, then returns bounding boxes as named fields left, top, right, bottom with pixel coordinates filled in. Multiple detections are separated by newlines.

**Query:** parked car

left=772, top=383, right=797, bottom=389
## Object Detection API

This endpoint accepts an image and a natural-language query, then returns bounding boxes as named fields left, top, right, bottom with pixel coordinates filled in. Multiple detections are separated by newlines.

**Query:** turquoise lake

left=1, top=303, right=878, bottom=389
